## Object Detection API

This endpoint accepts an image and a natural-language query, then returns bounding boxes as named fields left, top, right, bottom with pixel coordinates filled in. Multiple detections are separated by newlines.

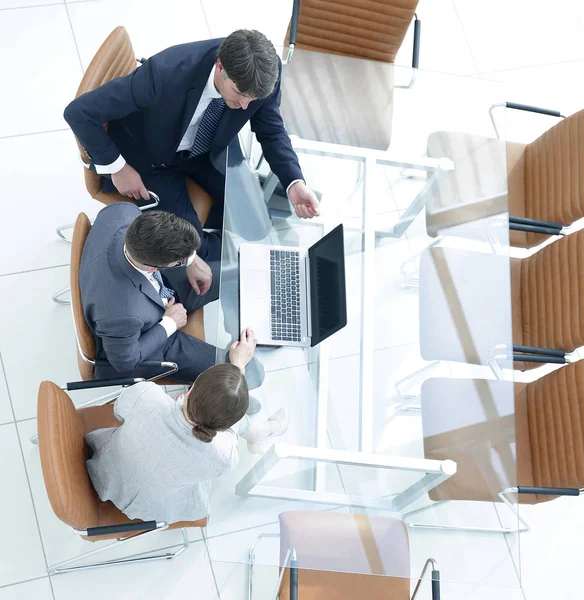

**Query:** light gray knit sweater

left=86, top=382, right=239, bottom=523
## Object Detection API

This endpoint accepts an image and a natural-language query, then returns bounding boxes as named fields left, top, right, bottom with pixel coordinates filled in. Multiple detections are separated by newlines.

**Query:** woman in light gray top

left=86, top=329, right=289, bottom=523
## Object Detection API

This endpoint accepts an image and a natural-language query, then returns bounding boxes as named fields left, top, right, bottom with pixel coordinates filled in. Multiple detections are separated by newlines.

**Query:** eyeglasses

left=148, top=250, right=197, bottom=269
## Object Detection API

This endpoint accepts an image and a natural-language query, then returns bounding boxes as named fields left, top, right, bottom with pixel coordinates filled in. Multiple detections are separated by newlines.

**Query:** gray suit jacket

left=80, top=201, right=265, bottom=387
left=80, top=202, right=170, bottom=375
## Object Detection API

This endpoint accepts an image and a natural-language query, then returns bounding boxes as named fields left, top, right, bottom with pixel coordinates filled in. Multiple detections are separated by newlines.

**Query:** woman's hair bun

left=192, top=423, right=217, bottom=443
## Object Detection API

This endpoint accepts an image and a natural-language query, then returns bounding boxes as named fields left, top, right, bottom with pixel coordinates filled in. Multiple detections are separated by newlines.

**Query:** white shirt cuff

left=159, top=316, right=177, bottom=337
left=94, top=154, right=127, bottom=175
left=286, top=179, right=305, bottom=195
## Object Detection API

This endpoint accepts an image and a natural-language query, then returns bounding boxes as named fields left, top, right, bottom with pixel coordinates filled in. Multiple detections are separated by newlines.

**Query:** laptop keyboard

left=270, top=249, right=302, bottom=342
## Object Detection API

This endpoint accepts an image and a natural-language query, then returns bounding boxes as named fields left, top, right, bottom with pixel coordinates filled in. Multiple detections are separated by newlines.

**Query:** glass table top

left=204, top=51, right=521, bottom=592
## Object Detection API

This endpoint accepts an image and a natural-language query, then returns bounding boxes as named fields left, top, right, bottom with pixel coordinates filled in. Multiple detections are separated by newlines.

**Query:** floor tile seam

left=0, top=264, right=70, bottom=279
left=0, top=2, right=65, bottom=12
left=198, top=0, right=213, bottom=38
left=450, top=0, right=481, bottom=75
left=476, top=56, right=584, bottom=78
left=0, top=574, right=52, bottom=592
left=202, top=530, right=223, bottom=600
left=63, top=0, right=85, bottom=76
left=0, top=129, right=69, bottom=141
left=0, top=353, right=55, bottom=597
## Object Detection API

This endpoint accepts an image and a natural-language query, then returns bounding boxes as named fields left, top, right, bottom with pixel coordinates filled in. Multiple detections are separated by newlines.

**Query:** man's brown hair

left=125, top=211, right=200, bottom=267
left=217, top=29, right=279, bottom=99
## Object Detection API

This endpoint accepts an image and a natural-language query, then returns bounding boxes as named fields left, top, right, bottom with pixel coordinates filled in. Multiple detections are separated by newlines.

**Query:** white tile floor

left=1, top=0, right=583, bottom=598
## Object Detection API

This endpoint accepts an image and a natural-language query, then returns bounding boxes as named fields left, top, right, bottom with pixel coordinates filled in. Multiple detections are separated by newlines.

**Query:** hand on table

left=288, top=181, right=320, bottom=219
left=186, top=255, right=212, bottom=295
left=111, top=163, right=149, bottom=201
left=164, top=297, right=187, bottom=329
left=229, top=328, right=258, bottom=373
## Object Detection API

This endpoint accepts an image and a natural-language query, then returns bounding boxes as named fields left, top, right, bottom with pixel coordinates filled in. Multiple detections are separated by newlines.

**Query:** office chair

left=403, top=362, right=584, bottom=533
left=424, top=104, right=584, bottom=247
left=249, top=511, right=440, bottom=600
left=56, top=26, right=213, bottom=244
left=69, top=212, right=204, bottom=390
left=416, top=228, right=584, bottom=373
left=254, top=0, right=421, bottom=208
left=280, top=0, right=421, bottom=149
left=37, top=379, right=206, bottom=575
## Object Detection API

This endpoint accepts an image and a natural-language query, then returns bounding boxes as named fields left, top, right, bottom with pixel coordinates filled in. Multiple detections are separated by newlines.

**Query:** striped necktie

left=152, top=270, right=175, bottom=301
left=189, top=97, right=226, bottom=158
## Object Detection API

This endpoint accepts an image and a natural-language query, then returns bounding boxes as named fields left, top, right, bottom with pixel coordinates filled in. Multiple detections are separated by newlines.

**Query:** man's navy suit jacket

left=64, top=38, right=303, bottom=188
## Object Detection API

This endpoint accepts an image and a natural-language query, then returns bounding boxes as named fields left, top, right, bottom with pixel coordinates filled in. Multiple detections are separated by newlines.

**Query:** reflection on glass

left=204, top=50, right=521, bottom=591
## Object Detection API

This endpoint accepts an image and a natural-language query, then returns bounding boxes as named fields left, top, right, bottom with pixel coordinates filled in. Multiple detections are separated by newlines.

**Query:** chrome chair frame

left=48, top=523, right=190, bottom=576
left=403, top=485, right=583, bottom=535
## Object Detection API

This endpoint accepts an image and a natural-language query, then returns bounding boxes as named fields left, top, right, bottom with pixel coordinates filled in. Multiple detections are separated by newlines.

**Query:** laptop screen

left=308, top=224, right=348, bottom=347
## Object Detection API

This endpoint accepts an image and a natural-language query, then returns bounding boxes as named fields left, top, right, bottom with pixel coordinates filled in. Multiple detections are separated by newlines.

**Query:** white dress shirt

left=123, top=246, right=177, bottom=337
left=96, top=67, right=221, bottom=174
left=176, top=65, right=222, bottom=152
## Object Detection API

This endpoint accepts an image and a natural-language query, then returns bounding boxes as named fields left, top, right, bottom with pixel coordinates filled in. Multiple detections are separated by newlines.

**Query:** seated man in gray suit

left=80, top=202, right=263, bottom=395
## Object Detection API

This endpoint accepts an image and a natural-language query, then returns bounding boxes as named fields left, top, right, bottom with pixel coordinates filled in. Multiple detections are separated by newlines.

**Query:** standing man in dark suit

left=80, top=201, right=264, bottom=398
left=64, top=29, right=320, bottom=262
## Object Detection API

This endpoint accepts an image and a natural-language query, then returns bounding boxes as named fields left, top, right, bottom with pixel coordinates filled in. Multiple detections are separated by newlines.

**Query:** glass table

left=205, top=50, right=522, bottom=598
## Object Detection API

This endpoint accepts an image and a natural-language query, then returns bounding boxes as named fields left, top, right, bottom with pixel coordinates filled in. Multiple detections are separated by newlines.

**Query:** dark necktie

left=189, top=97, right=226, bottom=158
left=152, top=270, right=175, bottom=301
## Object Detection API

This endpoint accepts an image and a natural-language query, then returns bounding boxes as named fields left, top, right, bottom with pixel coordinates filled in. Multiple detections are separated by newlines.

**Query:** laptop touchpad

left=241, top=270, right=269, bottom=299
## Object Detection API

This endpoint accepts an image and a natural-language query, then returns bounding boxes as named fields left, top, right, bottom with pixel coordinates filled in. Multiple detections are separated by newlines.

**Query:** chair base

left=48, top=526, right=190, bottom=576
left=56, top=223, right=75, bottom=243
left=403, top=488, right=530, bottom=534
left=52, top=286, right=71, bottom=305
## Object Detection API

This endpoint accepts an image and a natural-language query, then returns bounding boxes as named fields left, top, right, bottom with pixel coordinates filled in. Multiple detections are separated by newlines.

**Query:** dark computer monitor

left=308, top=224, right=348, bottom=347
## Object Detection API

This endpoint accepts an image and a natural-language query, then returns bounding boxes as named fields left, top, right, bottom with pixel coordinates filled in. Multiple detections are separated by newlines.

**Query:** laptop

left=239, top=224, right=347, bottom=347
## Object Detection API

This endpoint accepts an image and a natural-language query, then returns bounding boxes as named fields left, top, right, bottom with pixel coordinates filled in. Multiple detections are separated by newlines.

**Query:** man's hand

left=164, top=297, right=187, bottom=329
left=229, top=328, right=258, bottom=373
left=186, top=255, right=212, bottom=295
left=288, top=181, right=320, bottom=219
left=111, top=163, right=150, bottom=201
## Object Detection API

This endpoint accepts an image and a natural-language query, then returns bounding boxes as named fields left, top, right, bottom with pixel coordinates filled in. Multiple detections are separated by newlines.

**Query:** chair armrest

left=395, top=15, right=421, bottom=89
left=517, top=486, right=581, bottom=497
left=80, top=520, right=165, bottom=537
left=512, top=354, right=566, bottom=364
left=63, top=377, right=145, bottom=391
left=512, top=345, right=565, bottom=358
left=505, top=102, right=564, bottom=118
left=509, top=216, right=563, bottom=230
left=412, top=15, right=421, bottom=69
left=512, top=345, right=567, bottom=365
left=509, top=222, right=563, bottom=236
left=64, top=360, right=179, bottom=391
left=98, top=359, right=178, bottom=378
left=289, top=0, right=300, bottom=46
left=411, top=558, right=440, bottom=600
left=489, top=102, right=565, bottom=138
left=290, top=556, right=299, bottom=600
left=489, top=346, right=567, bottom=378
